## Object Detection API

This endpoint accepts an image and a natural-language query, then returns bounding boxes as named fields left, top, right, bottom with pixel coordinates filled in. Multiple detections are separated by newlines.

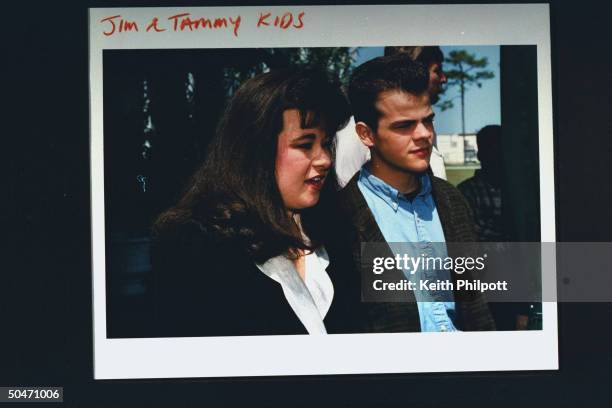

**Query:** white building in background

left=437, top=134, right=479, bottom=165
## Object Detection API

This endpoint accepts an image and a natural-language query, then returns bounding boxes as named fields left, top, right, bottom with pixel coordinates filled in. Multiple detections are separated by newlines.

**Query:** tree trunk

left=460, top=79, right=466, bottom=136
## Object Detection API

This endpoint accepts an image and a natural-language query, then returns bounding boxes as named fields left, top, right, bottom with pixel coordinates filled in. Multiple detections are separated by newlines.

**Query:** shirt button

left=440, top=325, right=447, bottom=332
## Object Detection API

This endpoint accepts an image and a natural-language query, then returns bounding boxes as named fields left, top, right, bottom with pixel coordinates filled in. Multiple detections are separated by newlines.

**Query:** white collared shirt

left=256, top=246, right=334, bottom=335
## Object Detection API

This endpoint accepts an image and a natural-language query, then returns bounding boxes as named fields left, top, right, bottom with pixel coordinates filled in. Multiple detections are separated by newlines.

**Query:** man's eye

left=396, top=122, right=415, bottom=129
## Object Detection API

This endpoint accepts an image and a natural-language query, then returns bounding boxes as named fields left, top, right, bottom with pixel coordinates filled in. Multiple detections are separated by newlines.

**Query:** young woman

left=148, top=70, right=356, bottom=337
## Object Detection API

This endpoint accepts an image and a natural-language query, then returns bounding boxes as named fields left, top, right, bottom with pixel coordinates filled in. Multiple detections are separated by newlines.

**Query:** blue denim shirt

left=357, top=166, right=457, bottom=332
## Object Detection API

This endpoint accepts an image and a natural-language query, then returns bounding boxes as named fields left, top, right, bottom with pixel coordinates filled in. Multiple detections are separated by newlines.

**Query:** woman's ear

left=355, top=121, right=375, bottom=148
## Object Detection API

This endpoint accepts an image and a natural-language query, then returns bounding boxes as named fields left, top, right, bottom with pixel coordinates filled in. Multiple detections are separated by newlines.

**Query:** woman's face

left=275, top=109, right=332, bottom=211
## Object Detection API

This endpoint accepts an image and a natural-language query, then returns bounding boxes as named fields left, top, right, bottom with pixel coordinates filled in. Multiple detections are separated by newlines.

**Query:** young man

left=338, top=55, right=494, bottom=332
left=335, top=46, right=448, bottom=187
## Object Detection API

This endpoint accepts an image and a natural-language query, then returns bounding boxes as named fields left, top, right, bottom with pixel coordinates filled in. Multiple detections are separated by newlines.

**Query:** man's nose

left=440, top=71, right=448, bottom=84
left=414, top=122, right=433, bottom=141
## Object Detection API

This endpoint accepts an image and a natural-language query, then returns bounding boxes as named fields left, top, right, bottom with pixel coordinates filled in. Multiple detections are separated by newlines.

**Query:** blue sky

left=352, top=46, right=500, bottom=135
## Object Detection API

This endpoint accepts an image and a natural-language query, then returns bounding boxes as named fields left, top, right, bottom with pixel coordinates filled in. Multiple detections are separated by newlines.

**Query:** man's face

left=369, top=90, right=434, bottom=173
left=427, top=62, right=447, bottom=104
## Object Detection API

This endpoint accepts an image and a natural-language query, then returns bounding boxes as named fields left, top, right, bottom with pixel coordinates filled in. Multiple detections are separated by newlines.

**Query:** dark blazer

left=146, top=220, right=358, bottom=337
left=336, top=172, right=496, bottom=332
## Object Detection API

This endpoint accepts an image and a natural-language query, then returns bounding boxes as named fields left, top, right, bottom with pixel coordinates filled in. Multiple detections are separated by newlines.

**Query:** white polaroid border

left=89, top=4, right=558, bottom=379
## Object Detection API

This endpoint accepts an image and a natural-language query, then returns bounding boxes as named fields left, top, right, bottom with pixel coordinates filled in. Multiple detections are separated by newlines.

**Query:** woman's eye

left=296, top=143, right=313, bottom=149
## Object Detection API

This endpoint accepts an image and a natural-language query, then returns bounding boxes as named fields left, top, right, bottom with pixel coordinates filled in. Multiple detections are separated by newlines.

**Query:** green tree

left=223, top=47, right=357, bottom=95
left=439, top=50, right=494, bottom=135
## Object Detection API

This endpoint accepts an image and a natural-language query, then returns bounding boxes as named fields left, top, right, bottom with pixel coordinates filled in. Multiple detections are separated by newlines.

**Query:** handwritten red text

left=100, top=15, right=139, bottom=36
left=167, top=13, right=242, bottom=37
left=100, top=11, right=306, bottom=37
left=145, top=17, right=166, bottom=33
left=257, top=12, right=304, bottom=29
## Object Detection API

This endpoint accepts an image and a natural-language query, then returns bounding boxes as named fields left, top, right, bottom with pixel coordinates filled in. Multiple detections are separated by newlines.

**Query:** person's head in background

left=349, top=54, right=433, bottom=191
left=384, top=46, right=447, bottom=104
left=476, top=125, right=503, bottom=183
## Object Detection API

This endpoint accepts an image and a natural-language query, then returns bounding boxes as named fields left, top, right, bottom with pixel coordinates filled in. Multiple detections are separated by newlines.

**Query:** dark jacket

left=336, top=172, right=496, bottom=332
left=146, top=219, right=358, bottom=337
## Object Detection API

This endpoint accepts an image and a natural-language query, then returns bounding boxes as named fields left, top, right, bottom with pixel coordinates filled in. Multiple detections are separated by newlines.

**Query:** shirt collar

left=255, top=246, right=332, bottom=334
left=359, top=165, right=432, bottom=212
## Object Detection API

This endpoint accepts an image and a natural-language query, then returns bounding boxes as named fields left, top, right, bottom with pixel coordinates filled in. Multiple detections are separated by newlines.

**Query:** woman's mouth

left=305, top=175, right=325, bottom=190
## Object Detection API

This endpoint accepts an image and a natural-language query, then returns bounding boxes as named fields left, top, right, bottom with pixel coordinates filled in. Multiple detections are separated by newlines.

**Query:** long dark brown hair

left=153, top=69, right=350, bottom=263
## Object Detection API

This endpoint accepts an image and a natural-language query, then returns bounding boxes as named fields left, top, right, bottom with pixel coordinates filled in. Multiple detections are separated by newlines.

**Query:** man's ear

left=355, top=121, right=375, bottom=148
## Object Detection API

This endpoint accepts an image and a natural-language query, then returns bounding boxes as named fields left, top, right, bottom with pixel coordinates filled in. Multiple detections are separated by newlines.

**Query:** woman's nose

left=313, top=145, right=332, bottom=169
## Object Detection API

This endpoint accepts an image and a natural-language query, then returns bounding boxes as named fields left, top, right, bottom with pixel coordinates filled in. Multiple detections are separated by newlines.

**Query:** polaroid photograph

left=89, top=4, right=558, bottom=379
